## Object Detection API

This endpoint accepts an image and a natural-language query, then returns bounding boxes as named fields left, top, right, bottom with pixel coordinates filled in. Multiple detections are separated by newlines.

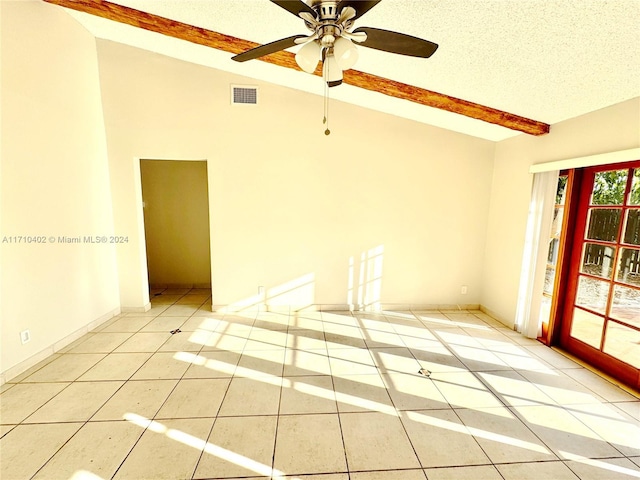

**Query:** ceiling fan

left=232, top=0, right=439, bottom=87
left=41, top=0, right=550, bottom=135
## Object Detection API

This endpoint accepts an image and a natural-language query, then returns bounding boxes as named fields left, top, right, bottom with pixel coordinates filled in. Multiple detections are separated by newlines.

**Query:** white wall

left=97, top=40, right=496, bottom=311
left=482, top=98, right=640, bottom=327
left=0, top=1, right=120, bottom=380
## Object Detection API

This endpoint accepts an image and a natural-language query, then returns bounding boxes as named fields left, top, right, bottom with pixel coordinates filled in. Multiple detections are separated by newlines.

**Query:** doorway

left=140, top=159, right=211, bottom=289
left=557, top=161, right=640, bottom=389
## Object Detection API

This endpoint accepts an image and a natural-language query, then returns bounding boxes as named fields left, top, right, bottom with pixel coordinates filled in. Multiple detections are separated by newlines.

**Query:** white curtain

left=515, top=170, right=559, bottom=338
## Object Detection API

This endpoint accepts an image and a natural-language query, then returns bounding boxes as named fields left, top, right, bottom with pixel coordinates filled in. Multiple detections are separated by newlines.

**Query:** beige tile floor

left=1, top=288, right=640, bottom=480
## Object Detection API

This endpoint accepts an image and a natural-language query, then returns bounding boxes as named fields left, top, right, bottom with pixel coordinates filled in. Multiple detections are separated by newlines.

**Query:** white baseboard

left=479, top=304, right=514, bottom=329
left=150, top=284, right=211, bottom=289
left=0, top=307, right=120, bottom=385
left=211, top=303, right=481, bottom=313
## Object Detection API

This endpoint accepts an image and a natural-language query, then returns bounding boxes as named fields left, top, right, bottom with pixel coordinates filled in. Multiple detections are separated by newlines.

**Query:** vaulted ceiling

left=43, top=0, right=640, bottom=141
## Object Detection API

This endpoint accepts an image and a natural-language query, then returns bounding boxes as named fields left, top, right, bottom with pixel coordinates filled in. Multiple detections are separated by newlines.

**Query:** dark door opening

left=140, top=159, right=211, bottom=290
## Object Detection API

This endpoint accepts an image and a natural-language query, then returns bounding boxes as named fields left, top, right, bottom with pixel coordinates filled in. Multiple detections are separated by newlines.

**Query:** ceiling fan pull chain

left=324, top=60, right=330, bottom=135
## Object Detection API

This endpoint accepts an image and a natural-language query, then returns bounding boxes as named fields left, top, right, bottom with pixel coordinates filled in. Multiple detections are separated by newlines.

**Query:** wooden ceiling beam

left=43, top=0, right=550, bottom=136
left=342, top=70, right=550, bottom=135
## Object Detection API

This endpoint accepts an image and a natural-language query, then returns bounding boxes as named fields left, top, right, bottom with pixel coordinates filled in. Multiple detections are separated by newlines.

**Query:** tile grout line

left=267, top=312, right=292, bottom=480
left=422, top=312, right=564, bottom=474
left=24, top=300, right=177, bottom=480
left=363, top=316, right=437, bottom=476
left=188, top=311, right=238, bottom=480
left=184, top=308, right=260, bottom=478
left=101, top=289, right=208, bottom=479
left=322, top=309, right=353, bottom=479
left=406, top=310, right=557, bottom=478
left=3, top=301, right=639, bottom=479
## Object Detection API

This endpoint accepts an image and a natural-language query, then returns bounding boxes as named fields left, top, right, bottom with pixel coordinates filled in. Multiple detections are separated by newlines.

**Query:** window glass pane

left=610, top=284, right=640, bottom=327
left=575, top=276, right=609, bottom=314
left=591, top=169, right=627, bottom=205
left=570, top=308, right=603, bottom=349
left=616, top=247, right=640, bottom=288
left=586, top=209, right=621, bottom=242
left=551, top=207, right=564, bottom=237
left=556, top=175, right=568, bottom=205
left=581, top=243, right=615, bottom=279
left=544, top=238, right=560, bottom=295
left=623, top=209, right=640, bottom=245
left=630, top=169, right=640, bottom=205
left=548, top=238, right=559, bottom=265
left=603, top=321, right=640, bottom=368
left=544, top=265, right=556, bottom=295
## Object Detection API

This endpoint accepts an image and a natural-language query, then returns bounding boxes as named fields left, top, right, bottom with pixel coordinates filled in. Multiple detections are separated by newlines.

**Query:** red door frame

left=555, top=161, right=640, bottom=390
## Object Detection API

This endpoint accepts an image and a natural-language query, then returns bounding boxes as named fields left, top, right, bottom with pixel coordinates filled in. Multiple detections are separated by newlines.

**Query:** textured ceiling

left=57, top=0, right=640, bottom=141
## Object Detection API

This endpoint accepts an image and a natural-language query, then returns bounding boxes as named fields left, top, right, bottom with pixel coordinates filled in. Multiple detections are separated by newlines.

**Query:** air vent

left=231, top=85, right=258, bottom=105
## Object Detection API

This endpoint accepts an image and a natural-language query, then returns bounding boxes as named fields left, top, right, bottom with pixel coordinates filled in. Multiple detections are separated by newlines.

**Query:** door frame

left=553, top=161, right=640, bottom=389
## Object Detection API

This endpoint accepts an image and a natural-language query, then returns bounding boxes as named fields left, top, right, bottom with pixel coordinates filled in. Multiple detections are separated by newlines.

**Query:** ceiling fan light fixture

left=333, top=36, right=358, bottom=70
left=295, top=40, right=321, bottom=73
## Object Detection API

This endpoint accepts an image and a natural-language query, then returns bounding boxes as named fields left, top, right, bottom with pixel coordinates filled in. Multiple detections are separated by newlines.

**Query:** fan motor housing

left=309, top=0, right=339, bottom=20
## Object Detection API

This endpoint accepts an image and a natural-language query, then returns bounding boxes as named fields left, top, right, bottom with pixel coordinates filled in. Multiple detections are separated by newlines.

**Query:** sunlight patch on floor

left=124, top=413, right=284, bottom=477
left=561, top=451, right=640, bottom=478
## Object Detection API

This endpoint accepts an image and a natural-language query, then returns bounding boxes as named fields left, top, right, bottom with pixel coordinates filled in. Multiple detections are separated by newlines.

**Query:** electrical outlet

left=20, top=329, right=31, bottom=344
left=461, top=285, right=468, bottom=295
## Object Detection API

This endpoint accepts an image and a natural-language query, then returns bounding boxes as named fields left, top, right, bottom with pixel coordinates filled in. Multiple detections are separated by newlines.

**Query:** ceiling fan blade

left=353, top=27, right=438, bottom=58
left=337, top=6, right=356, bottom=24
left=294, top=33, right=319, bottom=45
left=270, top=0, right=316, bottom=18
left=232, top=35, right=307, bottom=62
left=337, top=0, right=382, bottom=20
